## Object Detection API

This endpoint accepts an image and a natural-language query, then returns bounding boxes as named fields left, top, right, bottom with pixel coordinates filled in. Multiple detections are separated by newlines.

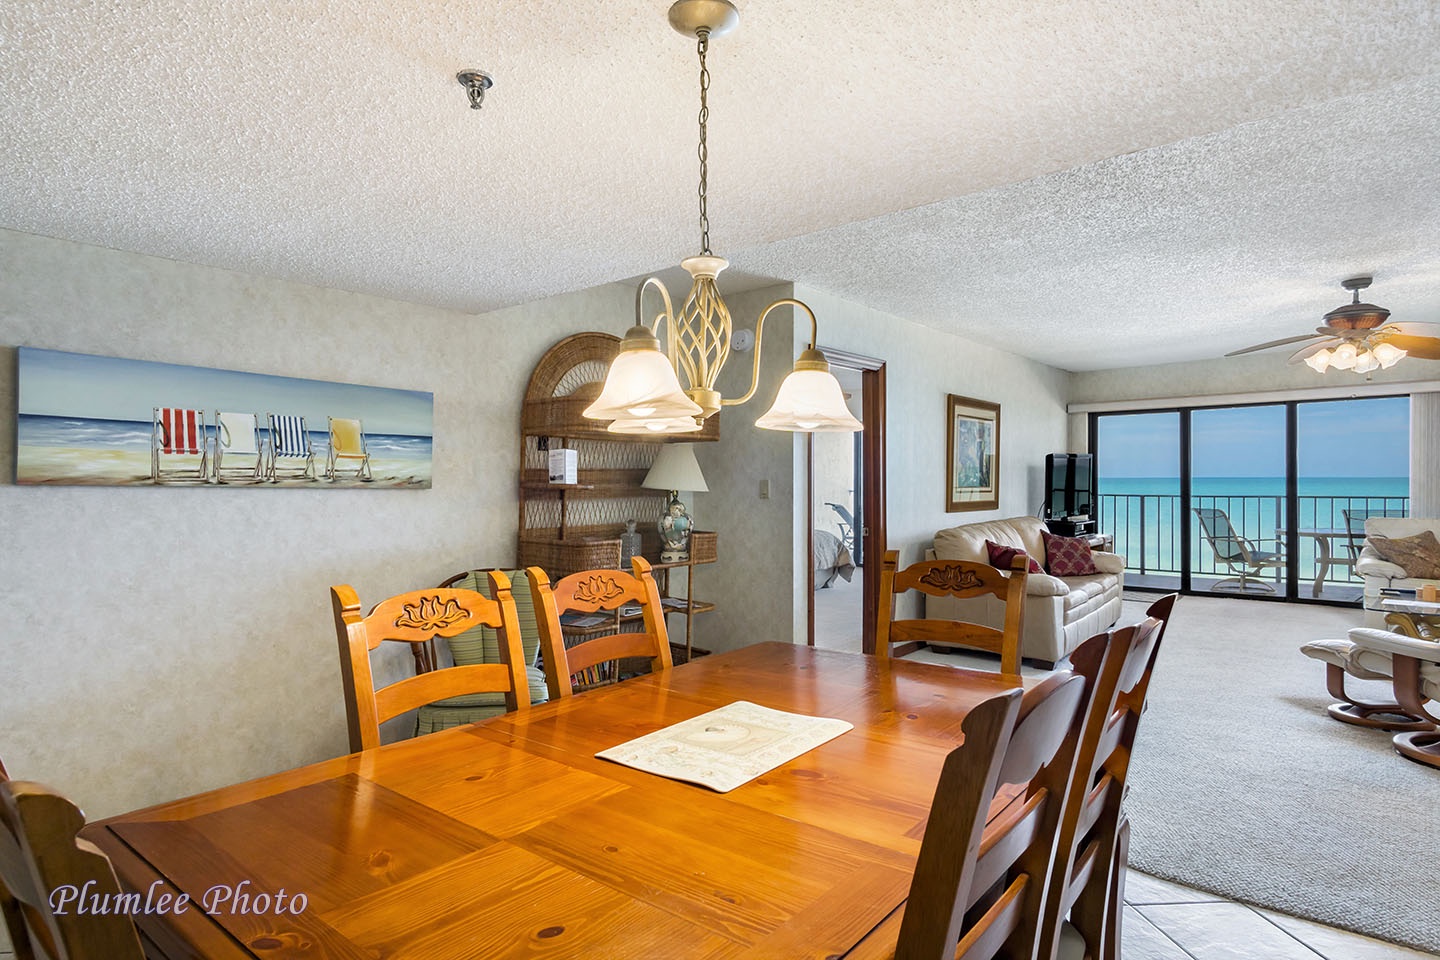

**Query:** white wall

left=0, top=228, right=634, bottom=819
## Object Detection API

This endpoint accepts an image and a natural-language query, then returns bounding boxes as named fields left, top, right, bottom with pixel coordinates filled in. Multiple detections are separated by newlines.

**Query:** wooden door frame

left=806, top=348, right=887, bottom=653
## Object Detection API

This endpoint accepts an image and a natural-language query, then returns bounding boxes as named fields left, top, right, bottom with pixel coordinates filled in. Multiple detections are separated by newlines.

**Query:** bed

left=814, top=529, right=856, bottom=589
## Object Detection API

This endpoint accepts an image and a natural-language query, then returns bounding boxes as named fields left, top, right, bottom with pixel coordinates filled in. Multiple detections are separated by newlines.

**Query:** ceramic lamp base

left=658, top=490, right=693, bottom=564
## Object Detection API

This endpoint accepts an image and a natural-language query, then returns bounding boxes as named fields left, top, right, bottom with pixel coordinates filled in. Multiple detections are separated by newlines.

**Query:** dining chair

left=875, top=667, right=1092, bottom=960
left=415, top=568, right=551, bottom=735
left=0, top=760, right=146, bottom=960
left=324, top=416, right=373, bottom=482
left=876, top=549, right=1028, bottom=675
left=331, top=574, right=530, bottom=753
left=1037, top=593, right=1178, bottom=960
left=528, top=556, right=673, bottom=699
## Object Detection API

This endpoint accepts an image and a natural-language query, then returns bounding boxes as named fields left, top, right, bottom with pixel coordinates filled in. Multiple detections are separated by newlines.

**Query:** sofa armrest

left=1026, top=573, right=1072, bottom=597
left=1356, top=554, right=1408, bottom=580
left=1091, top=551, right=1126, bottom=575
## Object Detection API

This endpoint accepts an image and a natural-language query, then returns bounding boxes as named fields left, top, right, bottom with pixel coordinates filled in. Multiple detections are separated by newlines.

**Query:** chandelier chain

left=696, top=30, right=711, bottom=255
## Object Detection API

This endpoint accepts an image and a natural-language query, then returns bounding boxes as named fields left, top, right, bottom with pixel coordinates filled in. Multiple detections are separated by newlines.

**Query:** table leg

left=1312, top=535, right=1331, bottom=598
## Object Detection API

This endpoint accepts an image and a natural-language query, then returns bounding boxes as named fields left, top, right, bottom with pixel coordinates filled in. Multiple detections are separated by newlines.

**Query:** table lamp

left=643, top=443, right=709, bottom=562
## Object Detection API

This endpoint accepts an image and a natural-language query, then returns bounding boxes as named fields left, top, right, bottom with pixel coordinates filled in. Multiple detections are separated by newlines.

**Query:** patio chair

left=1193, top=506, right=1285, bottom=593
left=1342, top=507, right=1407, bottom=562
left=265, top=413, right=316, bottom=481
left=150, top=406, right=210, bottom=483
left=325, top=416, right=373, bottom=482
left=212, top=411, right=264, bottom=483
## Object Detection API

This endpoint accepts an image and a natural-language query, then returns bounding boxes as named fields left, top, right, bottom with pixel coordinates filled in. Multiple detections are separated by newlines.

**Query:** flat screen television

left=1045, top=453, right=1093, bottom=519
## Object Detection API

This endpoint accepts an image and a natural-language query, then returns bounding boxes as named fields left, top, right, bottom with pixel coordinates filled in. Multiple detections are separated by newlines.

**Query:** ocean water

left=17, top=414, right=432, bottom=457
left=1097, top=476, right=1409, bottom=578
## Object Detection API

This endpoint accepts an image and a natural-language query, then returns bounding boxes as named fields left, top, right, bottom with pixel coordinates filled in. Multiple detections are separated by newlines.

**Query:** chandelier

left=583, top=0, right=862, bottom=435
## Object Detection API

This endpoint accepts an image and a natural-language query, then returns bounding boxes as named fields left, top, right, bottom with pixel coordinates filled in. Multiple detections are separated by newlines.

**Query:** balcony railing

left=1098, top=492, right=1409, bottom=593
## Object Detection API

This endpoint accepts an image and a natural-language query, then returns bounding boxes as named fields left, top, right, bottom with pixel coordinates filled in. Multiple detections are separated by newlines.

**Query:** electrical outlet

left=759, top=478, right=770, bottom=499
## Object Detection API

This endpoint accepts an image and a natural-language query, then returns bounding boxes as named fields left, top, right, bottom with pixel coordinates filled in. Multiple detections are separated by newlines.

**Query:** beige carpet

left=1117, top=595, right=1438, bottom=954
left=907, top=594, right=1440, bottom=954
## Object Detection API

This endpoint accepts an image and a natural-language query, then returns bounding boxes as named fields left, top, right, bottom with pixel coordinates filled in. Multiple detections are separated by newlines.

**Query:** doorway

left=807, top=349, right=886, bottom=651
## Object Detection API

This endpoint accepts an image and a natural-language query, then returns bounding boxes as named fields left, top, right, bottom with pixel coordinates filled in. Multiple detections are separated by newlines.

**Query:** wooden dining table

left=84, top=642, right=1025, bottom=959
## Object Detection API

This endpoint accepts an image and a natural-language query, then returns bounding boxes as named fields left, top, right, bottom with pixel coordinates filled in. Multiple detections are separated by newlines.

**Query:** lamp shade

left=755, top=364, right=863, bottom=433
left=608, top=415, right=702, bottom=435
left=583, top=326, right=704, bottom=422
left=642, top=443, right=709, bottom=492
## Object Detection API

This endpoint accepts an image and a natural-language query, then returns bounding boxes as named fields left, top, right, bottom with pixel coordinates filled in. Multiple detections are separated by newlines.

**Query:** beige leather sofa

left=1356, top=516, right=1440, bottom=626
left=928, top=515, right=1125, bottom=666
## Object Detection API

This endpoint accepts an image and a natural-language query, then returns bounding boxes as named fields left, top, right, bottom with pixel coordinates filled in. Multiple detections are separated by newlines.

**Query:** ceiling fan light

left=1372, top=341, right=1407, bottom=369
left=583, top=326, right=704, bottom=422
left=1328, top=341, right=1359, bottom=370
left=1303, top=348, right=1333, bottom=373
left=755, top=354, right=862, bottom=433
left=1352, top=348, right=1380, bottom=374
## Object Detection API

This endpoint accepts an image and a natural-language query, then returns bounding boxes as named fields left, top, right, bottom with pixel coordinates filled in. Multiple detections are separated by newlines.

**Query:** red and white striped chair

left=150, top=407, right=210, bottom=483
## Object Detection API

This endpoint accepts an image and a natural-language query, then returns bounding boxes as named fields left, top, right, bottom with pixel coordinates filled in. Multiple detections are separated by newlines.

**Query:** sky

left=17, top=347, right=434, bottom=437
left=1096, top=397, right=1410, bottom=478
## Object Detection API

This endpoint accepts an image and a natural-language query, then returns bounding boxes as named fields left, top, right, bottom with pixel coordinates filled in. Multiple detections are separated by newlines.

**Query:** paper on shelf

left=595, top=700, right=853, bottom=793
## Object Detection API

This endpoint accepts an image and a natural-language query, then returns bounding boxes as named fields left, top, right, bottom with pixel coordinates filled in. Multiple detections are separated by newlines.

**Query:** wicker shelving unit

left=517, top=333, right=719, bottom=595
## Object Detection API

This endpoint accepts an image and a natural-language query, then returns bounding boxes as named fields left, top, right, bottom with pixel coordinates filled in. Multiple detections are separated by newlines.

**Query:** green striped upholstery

left=415, top=569, right=549, bottom=734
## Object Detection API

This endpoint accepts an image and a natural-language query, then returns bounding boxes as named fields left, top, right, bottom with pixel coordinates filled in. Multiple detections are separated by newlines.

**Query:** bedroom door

left=807, top=350, right=886, bottom=652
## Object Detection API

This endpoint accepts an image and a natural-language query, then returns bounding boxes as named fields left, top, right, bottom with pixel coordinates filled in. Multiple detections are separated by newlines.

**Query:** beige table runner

left=596, top=700, right=853, bottom=792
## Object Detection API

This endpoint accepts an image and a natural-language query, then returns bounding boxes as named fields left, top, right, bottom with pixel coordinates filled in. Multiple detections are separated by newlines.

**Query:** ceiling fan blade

left=1384, top=321, right=1440, bottom=339
left=1287, top=340, right=1339, bottom=364
left=1383, top=334, right=1440, bottom=360
left=1225, top=333, right=1324, bottom=357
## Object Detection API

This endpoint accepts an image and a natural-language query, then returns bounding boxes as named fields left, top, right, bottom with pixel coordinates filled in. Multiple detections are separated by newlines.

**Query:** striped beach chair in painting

left=265, top=413, right=316, bottom=481
left=213, top=411, right=264, bottom=483
left=151, top=407, right=210, bottom=483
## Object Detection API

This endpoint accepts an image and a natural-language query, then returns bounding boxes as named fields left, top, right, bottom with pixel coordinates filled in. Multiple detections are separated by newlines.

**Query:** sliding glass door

left=1190, top=405, right=1289, bottom=598
left=1093, top=395, right=1410, bottom=604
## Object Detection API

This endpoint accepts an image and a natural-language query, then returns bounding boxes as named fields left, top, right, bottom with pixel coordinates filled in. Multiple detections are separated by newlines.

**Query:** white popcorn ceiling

left=3, top=1, right=1438, bottom=371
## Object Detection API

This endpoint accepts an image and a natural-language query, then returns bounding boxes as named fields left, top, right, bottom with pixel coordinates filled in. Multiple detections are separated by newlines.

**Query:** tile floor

left=1122, top=870, right=1435, bottom=959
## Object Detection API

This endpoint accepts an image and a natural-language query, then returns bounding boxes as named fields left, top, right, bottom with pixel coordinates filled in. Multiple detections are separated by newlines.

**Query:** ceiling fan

left=1226, top=276, right=1440, bottom=373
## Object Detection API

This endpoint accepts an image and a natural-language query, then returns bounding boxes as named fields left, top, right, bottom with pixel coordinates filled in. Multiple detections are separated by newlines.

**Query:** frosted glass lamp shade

left=1372, top=341, right=1407, bottom=368
left=1328, top=341, right=1359, bottom=370
left=584, top=327, right=704, bottom=422
left=1303, top=348, right=1332, bottom=372
left=608, top=416, right=702, bottom=435
left=756, top=363, right=862, bottom=433
left=643, top=443, right=709, bottom=493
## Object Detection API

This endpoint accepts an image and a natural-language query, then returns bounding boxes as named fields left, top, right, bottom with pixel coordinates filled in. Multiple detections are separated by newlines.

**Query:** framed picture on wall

left=946, top=394, right=1000, bottom=512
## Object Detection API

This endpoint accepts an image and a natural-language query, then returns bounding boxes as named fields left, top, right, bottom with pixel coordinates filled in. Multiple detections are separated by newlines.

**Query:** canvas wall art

left=16, top=348, right=433, bottom=488
left=946, top=394, right=1000, bottom=512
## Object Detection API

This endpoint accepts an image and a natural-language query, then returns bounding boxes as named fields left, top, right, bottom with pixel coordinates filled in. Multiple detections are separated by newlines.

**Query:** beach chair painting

left=266, top=413, right=317, bottom=481
left=326, top=417, right=373, bottom=482
left=18, top=348, right=432, bottom=488
left=151, top=407, right=210, bottom=483
left=213, top=411, right=264, bottom=483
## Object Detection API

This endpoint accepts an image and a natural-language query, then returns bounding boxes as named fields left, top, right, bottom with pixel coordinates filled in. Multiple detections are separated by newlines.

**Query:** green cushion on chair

left=415, top=569, right=548, bottom=735
left=445, top=569, right=542, bottom=669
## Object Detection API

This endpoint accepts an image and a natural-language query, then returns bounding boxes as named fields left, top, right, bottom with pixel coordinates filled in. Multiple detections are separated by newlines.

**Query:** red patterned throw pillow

left=985, top=539, right=1043, bottom=574
left=1042, top=531, right=1100, bottom=576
